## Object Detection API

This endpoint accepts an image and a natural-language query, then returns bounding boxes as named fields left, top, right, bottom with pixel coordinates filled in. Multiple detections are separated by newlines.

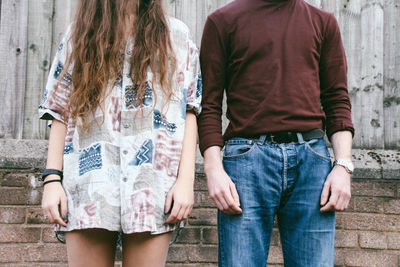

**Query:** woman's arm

left=165, top=111, right=197, bottom=223
left=41, top=119, right=68, bottom=226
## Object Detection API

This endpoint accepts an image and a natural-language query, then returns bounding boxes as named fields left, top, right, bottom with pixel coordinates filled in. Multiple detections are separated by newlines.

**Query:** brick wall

left=0, top=140, right=399, bottom=266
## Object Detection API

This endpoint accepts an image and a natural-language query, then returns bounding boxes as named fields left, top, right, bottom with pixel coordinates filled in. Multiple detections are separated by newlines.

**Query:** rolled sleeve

left=38, top=25, right=73, bottom=126
left=185, top=36, right=202, bottom=116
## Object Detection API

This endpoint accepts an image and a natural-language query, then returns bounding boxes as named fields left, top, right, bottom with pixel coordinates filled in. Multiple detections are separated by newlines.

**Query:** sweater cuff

left=199, top=133, right=225, bottom=156
left=326, top=121, right=355, bottom=140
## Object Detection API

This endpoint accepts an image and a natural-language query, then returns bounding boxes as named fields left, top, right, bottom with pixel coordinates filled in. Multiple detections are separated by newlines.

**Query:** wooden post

left=340, top=0, right=363, bottom=148
left=23, top=0, right=54, bottom=139
left=383, top=0, right=400, bottom=148
left=0, top=0, right=28, bottom=139
left=358, top=0, right=385, bottom=148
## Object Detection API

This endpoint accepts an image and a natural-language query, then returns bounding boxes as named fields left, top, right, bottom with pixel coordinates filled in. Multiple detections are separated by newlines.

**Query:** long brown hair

left=60, top=0, right=176, bottom=129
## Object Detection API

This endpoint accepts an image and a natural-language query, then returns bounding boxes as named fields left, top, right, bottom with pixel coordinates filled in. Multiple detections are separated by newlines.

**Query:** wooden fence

left=0, top=0, right=399, bottom=149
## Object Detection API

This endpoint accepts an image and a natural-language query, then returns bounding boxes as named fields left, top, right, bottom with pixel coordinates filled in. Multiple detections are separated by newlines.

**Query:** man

left=198, top=0, right=354, bottom=266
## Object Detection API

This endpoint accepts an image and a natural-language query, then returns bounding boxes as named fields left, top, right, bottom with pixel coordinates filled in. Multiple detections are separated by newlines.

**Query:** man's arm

left=199, top=16, right=242, bottom=214
left=320, top=130, right=352, bottom=212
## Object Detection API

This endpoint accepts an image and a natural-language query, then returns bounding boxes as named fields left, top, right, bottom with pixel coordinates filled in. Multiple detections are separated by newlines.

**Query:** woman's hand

left=41, top=174, right=68, bottom=227
left=164, top=177, right=194, bottom=224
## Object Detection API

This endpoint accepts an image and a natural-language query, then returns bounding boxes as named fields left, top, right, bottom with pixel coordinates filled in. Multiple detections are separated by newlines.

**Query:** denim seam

left=305, top=143, right=331, bottom=162
left=222, top=142, right=257, bottom=160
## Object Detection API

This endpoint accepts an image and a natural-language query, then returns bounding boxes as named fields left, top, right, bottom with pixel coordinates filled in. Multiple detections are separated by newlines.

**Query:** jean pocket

left=305, top=138, right=331, bottom=162
left=223, top=141, right=256, bottom=159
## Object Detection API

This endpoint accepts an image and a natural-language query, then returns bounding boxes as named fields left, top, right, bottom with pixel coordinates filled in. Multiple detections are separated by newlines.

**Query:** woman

left=38, top=0, right=201, bottom=266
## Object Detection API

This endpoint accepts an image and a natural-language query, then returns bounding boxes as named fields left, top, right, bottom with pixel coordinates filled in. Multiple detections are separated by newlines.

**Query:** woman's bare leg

left=122, top=232, right=172, bottom=267
left=66, top=228, right=119, bottom=267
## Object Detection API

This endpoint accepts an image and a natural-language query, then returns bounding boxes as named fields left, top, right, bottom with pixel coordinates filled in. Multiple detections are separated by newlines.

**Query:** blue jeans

left=219, top=135, right=335, bottom=267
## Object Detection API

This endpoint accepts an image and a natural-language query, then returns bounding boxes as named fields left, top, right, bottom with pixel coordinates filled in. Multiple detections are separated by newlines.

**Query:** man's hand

left=320, top=130, right=353, bottom=212
left=320, top=165, right=351, bottom=212
left=204, top=146, right=242, bottom=215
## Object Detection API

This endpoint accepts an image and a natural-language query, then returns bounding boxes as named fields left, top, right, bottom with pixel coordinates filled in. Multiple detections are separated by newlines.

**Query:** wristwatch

left=333, top=159, right=354, bottom=174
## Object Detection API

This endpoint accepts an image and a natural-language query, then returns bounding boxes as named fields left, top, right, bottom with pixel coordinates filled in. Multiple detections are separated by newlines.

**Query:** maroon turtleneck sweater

left=198, top=0, right=354, bottom=154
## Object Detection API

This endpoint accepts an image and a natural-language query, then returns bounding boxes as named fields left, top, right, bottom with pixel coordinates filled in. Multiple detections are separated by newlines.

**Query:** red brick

left=335, top=230, right=358, bottom=248
left=384, top=199, right=400, bottom=214
left=167, top=245, right=187, bottom=262
left=22, top=244, right=67, bottom=262
left=359, top=231, right=387, bottom=249
left=189, top=209, right=217, bottom=226
left=0, top=207, right=25, bottom=223
left=188, top=246, right=217, bottom=263
left=175, top=227, right=201, bottom=244
left=1, top=173, right=40, bottom=187
left=352, top=181, right=396, bottom=197
left=0, top=226, right=41, bottom=243
left=194, top=174, right=207, bottom=191
left=267, top=246, right=283, bottom=264
left=27, top=207, right=47, bottom=224
left=0, top=188, right=42, bottom=205
left=387, top=232, right=400, bottom=249
left=42, top=227, right=58, bottom=243
left=270, top=229, right=281, bottom=246
left=334, top=248, right=345, bottom=266
left=352, top=196, right=384, bottom=213
left=336, top=213, right=400, bottom=231
left=202, top=228, right=217, bottom=244
left=5, top=264, right=68, bottom=267
left=0, top=245, right=25, bottom=263
left=344, top=251, right=398, bottom=267
left=194, top=191, right=216, bottom=208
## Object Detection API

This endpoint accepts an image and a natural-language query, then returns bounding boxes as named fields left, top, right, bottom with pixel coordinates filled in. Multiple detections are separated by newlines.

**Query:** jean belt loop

left=258, top=135, right=267, bottom=145
left=296, top=132, right=305, bottom=144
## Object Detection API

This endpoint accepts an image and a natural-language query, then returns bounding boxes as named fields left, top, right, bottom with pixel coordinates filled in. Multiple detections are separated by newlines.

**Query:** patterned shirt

left=38, top=17, right=202, bottom=236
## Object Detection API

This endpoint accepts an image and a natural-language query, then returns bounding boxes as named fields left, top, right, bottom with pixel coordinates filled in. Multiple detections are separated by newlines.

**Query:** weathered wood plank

left=51, top=0, right=78, bottom=60
left=175, top=0, right=197, bottom=44
left=357, top=0, right=385, bottom=148
left=383, top=0, right=400, bottom=148
left=165, top=0, right=176, bottom=17
left=23, top=0, right=54, bottom=139
left=340, top=0, right=363, bottom=148
left=0, top=0, right=28, bottom=139
left=304, top=0, right=322, bottom=8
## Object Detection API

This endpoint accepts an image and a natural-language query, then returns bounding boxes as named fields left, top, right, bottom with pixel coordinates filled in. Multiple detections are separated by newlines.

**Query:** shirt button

left=123, top=123, right=130, bottom=129
left=123, top=177, right=128, bottom=182
left=123, top=150, right=128, bottom=155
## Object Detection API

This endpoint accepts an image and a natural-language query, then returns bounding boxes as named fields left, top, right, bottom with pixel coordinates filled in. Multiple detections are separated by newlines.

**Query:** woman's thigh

left=65, top=228, right=119, bottom=267
left=122, top=232, right=172, bottom=267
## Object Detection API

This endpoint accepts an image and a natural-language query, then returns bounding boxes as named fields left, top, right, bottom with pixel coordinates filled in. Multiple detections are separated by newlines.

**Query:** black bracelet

left=41, top=169, right=63, bottom=181
left=43, top=179, right=62, bottom=186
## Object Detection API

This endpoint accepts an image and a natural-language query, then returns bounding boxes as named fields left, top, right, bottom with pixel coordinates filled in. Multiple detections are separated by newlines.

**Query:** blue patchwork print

left=64, top=143, right=74, bottom=154
left=153, top=109, right=177, bottom=134
left=128, top=140, right=153, bottom=166
left=181, top=88, right=188, bottom=119
left=54, top=61, right=72, bottom=84
left=196, top=73, right=202, bottom=98
left=57, top=43, right=63, bottom=52
left=114, top=76, right=123, bottom=89
left=38, top=89, right=48, bottom=109
left=125, top=82, right=153, bottom=109
left=79, top=143, right=102, bottom=176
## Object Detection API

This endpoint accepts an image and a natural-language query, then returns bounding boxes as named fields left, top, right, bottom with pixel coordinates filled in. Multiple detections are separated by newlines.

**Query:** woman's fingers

left=164, top=192, right=173, bottom=214
left=49, top=204, right=67, bottom=227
